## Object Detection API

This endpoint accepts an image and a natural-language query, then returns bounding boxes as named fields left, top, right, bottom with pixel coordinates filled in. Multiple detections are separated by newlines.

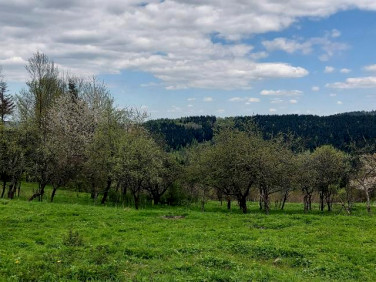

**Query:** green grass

left=0, top=185, right=375, bottom=281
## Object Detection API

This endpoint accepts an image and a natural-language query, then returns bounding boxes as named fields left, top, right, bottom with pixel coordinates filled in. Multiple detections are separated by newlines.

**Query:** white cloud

left=229, top=96, right=260, bottom=103
left=331, top=29, right=341, bottom=38
left=1, top=1, right=373, bottom=89
left=327, top=77, right=376, bottom=89
left=261, top=89, right=303, bottom=96
left=262, top=38, right=312, bottom=54
left=289, top=99, right=298, bottom=104
left=329, top=93, right=337, bottom=97
left=217, top=109, right=225, bottom=114
left=364, top=64, right=376, bottom=72
left=340, top=68, right=351, bottom=73
left=203, top=97, right=213, bottom=102
left=270, top=98, right=284, bottom=104
left=249, top=51, right=269, bottom=60
left=247, top=97, right=260, bottom=103
left=187, top=104, right=193, bottom=108
left=337, top=101, right=343, bottom=104
left=324, top=66, right=335, bottom=73
left=262, top=33, right=348, bottom=60
left=312, top=86, right=320, bottom=92
left=269, top=108, right=277, bottom=113
left=229, top=97, right=244, bottom=102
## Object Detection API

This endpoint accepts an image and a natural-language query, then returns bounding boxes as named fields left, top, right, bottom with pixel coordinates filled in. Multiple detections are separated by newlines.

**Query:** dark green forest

left=145, top=112, right=376, bottom=152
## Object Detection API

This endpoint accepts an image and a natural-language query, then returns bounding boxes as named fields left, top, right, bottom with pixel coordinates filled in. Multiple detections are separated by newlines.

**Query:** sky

left=1, top=1, right=376, bottom=119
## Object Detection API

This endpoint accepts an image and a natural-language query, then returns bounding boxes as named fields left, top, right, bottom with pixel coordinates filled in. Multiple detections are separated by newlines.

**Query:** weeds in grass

left=63, top=229, right=84, bottom=247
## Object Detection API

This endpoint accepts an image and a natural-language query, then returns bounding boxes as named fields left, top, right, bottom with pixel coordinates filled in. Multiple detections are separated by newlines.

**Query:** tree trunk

left=17, top=182, right=21, bottom=197
left=39, top=183, right=46, bottom=202
left=259, top=188, right=263, bottom=210
left=8, top=182, right=16, bottom=199
left=29, top=183, right=46, bottom=201
left=308, top=194, right=312, bottom=210
left=319, top=192, right=324, bottom=211
left=1, top=180, right=6, bottom=198
left=326, top=192, right=332, bottom=212
left=366, top=191, right=371, bottom=213
left=227, top=198, right=231, bottom=210
left=281, top=191, right=288, bottom=210
left=153, top=193, right=160, bottom=205
left=134, top=193, right=140, bottom=210
left=238, top=196, right=247, bottom=214
left=90, top=182, right=97, bottom=199
left=51, top=186, right=58, bottom=202
left=121, top=185, right=127, bottom=204
left=101, top=178, right=112, bottom=204
left=263, top=191, right=270, bottom=214
left=303, top=194, right=308, bottom=213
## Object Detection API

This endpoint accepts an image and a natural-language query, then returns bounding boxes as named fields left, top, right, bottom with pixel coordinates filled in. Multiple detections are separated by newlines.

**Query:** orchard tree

left=17, top=52, right=63, bottom=201
left=272, top=138, right=297, bottom=211
left=183, top=143, right=214, bottom=211
left=295, top=152, right=316, bottom=212
left=207, top=128, right=262, bottom=213
left=115, top=128, right=164, bottom=209
left=256, top=139, right=285, bottom=214
left=46, top=92, right=95, bottom=202
left=351, top=154, right=376, bottom=213
left=87, top=100, right=123, bottom=204
left=311, top=145, right=349, bottom=211
left=144, top=153, right=179, bottom=205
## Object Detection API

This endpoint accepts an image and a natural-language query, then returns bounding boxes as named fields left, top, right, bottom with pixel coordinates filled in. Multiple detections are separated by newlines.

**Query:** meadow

left=0, top=184, right=375, bottom=281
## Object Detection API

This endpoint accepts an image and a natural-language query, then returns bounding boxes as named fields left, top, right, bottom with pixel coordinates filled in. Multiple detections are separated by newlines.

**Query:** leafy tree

left=256, top=139, right=287, bottom=214
left=16, top=52, right=63, bottom=201
left=351, top=154, right=376, bottom=213
left=295, top=152, right=316, bottom=212
left=207, top=128, right=262, bottom=213
left=183, top=143, right=214, bottom=211
left=144, top=153, right=179, bottom=205
left=311, top=145, right=349, bottom=211
left=115, top=128, right=164, bottom=209
left=46, top=92, right=95, bottom=202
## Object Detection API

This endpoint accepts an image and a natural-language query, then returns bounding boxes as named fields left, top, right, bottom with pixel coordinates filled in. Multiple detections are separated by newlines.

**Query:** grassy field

left=0, top=184, right=375, bottom=281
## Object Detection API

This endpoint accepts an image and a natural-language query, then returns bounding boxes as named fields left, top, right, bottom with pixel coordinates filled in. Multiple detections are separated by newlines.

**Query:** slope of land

left=0, top=185, right=375, bottom=281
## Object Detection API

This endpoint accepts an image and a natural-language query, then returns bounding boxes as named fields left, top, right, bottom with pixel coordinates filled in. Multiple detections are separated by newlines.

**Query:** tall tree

left=46, top=92, right=95, bottom=202
left=0, top=68, right=15, bottom=124
left=17, top=52, right=63, bottom=201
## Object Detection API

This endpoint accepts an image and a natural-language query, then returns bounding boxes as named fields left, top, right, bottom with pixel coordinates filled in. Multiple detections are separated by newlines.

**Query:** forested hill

left=144, top=112, right=376, bottom=151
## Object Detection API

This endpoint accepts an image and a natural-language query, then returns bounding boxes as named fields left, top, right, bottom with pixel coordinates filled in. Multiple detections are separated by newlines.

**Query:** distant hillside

left=144, top=112, right=376, bottom=152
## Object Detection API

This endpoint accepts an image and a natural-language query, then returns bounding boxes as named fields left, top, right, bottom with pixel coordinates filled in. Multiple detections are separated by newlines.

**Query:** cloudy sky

left=1, top=1, right=376, bottom=118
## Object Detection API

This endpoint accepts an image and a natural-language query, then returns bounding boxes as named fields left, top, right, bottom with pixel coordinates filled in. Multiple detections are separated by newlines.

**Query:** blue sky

left=2, top=1, right=376, bottom=119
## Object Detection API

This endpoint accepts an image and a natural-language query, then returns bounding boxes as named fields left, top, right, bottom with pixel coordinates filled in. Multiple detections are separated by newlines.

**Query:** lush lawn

left=0, top=185, right=375, bottom=281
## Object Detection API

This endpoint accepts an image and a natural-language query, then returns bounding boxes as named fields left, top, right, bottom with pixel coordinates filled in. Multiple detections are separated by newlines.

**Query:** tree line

left=145, top=113, right=376, bottom=152
left=0, top=52, right=375, bottom=214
